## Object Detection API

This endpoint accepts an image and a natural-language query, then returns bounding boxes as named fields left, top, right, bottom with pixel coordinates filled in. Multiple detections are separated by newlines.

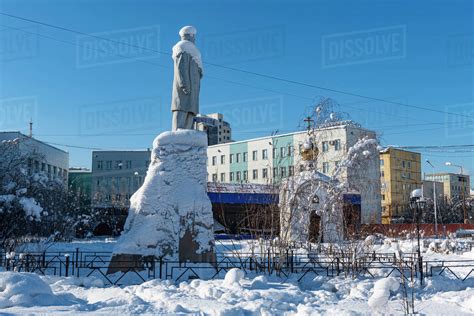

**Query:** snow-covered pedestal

left=108, top=130, right=215, bottom=273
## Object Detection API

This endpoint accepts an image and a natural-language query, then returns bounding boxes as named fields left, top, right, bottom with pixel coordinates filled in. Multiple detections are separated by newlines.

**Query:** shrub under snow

left=0, top=272, right=78, bottom=308
left=368, top=277, right=400, bottom=310
left=223, top=268, right=245, bottom=286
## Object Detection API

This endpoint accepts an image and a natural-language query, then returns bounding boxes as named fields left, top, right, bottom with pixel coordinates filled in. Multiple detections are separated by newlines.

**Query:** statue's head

left=179, top=25, right=197, bottom=43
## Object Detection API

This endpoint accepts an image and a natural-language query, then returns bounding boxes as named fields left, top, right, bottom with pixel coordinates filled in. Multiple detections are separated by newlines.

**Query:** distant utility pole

left=304, top=116, right=314, bottom=133
left=426, top=160, right=438, bottom=237
left=29, top=119, right=33, bottom=138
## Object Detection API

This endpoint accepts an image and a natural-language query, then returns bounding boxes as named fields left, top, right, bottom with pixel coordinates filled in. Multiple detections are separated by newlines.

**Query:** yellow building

left=380, top=147, right=422, bottom=223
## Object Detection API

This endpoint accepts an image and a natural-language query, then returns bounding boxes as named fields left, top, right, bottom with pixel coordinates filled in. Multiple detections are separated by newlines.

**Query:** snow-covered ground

left=2, top=237, right=474, bottom=314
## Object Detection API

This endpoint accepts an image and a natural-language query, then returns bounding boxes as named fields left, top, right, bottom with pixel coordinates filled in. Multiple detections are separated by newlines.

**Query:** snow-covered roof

left=0, top=131, right=68, bottom=154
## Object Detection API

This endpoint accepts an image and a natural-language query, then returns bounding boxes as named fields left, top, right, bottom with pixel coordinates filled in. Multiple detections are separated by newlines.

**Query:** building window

left=243, top=152, right=248, bottom=162
left=280, top=167, right=287, bottom=178
left=402, top=161, right=406, bottom=168
left=252, top=169, right=258, bottom=179
left=212, top=173, right=218, bottom=182
left=229, top=154, right=234, bottom=164
left=289, top=166, right=294, bottom=176
left=382, top=194, right=385, bottom=201
left=381, top=170, right=385, bottom=177
left=243, top=170, right=248, bottom=181
left=97, top=161, right=103, bottom=169
left=236, top=171, right=241, bottom=181
left=236, top=153, right=241, bottom=163
left=280, top=147, right=286, bottom=157
left=407, top=161, right=411, bottom=169
left=212, top=156, right=217, bottom=166
left=380, top=159, right=384, bottom=166
left=252, top=150, right=258, bottom=161
left=322, top=162, right=329, bottom=174
left=262, top=168, right=268, bottom=179
left=334, top=139, right=341, bottom=151
left=220, top=173, right=226, bottom=182
left=106, top=161, right=112, bottom=169
left=273, top=148, right=277, bottom=158
left=220, top=155, right=225, bottom=164
left=262, top=149, right=268, bottom=160
left=126, top=160, right=132, bottom=169
left=230, top=172, right=234, bottom=182
left=288, top=145, right=294, bottom=157
left=273, top=167, right=278, bottom=177
left=322, top=141, right=329, bottom=152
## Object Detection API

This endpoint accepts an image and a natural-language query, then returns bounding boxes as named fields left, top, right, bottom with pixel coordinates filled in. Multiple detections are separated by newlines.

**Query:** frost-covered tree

left=0, top=139, right=80, bottom=251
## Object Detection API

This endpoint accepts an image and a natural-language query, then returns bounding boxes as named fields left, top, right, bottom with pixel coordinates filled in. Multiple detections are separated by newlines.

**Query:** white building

left=0, top=131, right=69, bottom=184
left=207, top=122, right=382, bottom=223
left=425, top=173, right=470, bottom=201
left=194, top=113, right=232, bottom=145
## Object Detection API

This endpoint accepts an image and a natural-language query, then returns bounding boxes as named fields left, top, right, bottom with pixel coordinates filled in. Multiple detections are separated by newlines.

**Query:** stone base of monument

left=107, top=130, right=216, bottom=275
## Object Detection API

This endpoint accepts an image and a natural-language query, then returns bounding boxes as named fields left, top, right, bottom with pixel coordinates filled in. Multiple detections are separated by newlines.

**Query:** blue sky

left=0, top=0, right=472, bottom=180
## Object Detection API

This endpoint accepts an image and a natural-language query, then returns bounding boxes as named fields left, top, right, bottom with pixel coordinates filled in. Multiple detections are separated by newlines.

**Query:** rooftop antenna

left=29, top=119, right=33, bottom=138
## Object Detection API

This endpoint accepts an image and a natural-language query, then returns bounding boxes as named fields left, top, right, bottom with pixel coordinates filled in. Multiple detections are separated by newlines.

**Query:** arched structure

left=279, top=171, right=344, bottom=244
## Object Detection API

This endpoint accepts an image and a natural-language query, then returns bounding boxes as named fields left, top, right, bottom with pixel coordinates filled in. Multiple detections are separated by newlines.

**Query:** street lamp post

left=426, top=160, right=438, bottom=237
left=410, top=188, right=427, bottom=285
left=445, top=162, right=468, bottom=224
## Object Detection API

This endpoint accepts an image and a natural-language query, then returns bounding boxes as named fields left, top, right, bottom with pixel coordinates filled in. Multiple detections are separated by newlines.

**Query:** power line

left=4, top=21, right=472, bottom=130
left=0, top=23, right=314, bottom=102
left=3, top=22, right=439, bottom=127
left=1, top=11, right=473, bottom=120
left=396, top=144, right=474, bottom=150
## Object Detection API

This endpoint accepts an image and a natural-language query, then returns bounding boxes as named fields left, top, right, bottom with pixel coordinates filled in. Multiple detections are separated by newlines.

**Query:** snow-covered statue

left=171, top=26, right=203, bottom=131
left=108, top=27, right=214, bottom=275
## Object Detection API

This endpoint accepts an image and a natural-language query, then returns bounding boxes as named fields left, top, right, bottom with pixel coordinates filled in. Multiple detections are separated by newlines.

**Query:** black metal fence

left=3, top=248, right=474, bottom=286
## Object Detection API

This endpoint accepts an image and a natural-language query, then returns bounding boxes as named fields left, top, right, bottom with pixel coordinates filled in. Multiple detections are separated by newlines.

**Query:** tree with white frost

left=0, top=139, right=81, bottom=251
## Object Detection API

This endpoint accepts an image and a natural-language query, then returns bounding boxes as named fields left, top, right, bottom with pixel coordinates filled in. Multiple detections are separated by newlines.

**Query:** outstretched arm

left=176, top=53, right=191, bottom=95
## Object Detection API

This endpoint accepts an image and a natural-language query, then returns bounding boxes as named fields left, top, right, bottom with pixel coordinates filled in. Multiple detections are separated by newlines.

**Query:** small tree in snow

left=0, top=139, right=83, bottom=251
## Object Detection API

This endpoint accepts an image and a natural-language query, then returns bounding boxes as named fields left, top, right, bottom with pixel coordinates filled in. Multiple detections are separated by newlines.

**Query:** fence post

left=267, top=249, right=271, bottom=274
left=159, top=257, right=163, bottom=279
left=65, top=255, right=70, bottom=277
left=336, top=257, right=340, bottom=276
left=419, top=255, right=423, bottom=286
left=291, top=250, right=294, bottom=273
left=75, top=248, right=79, bottom=268
left=42, top=251, right=46, bottom=268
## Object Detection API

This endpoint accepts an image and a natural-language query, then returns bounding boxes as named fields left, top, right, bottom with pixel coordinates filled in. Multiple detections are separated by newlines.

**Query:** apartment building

left=91, top=150, right=151, bottom=209
left=379, top=147, right=422, bottom=223
left=207, top=122, right=381, bottom=223
left=194, top=113, right=232, bottom=145
left=0, top=131, right=69, bottom=185
left=425, top=173, right=471, bottom=201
